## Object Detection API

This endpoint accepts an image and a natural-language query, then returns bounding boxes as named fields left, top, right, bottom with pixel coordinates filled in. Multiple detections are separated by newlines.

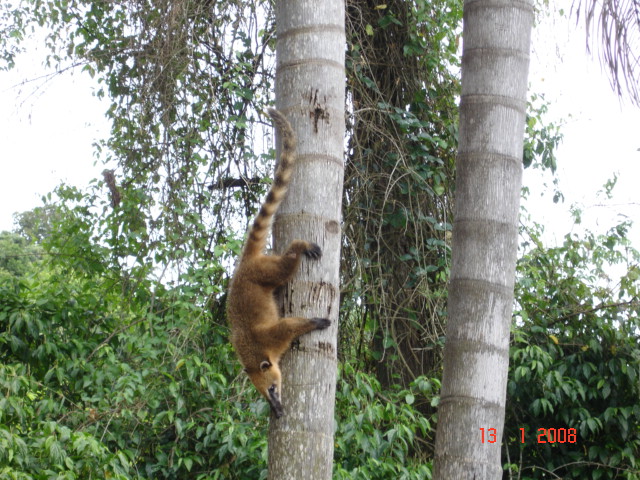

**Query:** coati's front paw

left=304, top=243, right=322, bottom=259
left=311, top=317, right=331, bottom=330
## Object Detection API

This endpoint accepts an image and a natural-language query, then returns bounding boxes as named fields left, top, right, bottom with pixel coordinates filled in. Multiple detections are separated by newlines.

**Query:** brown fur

left=227, top=109, right=330, bottom=418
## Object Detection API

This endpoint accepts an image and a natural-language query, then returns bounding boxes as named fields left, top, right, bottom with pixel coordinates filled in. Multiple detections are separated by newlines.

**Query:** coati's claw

left=304, top=243, right=322, bottom=259
left=311, top=318, right=331, bottom=330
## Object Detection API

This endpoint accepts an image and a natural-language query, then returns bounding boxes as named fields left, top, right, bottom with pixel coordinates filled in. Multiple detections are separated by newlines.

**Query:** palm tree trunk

left=433, top=1, right=534, bottom=478
left=268, top=0, right=345, bottom=478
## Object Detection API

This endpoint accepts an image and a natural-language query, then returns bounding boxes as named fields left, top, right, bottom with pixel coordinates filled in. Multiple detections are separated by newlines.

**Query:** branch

left=208, top=176, right=263, bottom=190
left=573, top=0, right=640, bottom=106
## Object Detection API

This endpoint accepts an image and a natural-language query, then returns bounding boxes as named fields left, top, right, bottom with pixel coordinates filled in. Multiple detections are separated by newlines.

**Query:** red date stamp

left=480, top=427, right=577, bottom=444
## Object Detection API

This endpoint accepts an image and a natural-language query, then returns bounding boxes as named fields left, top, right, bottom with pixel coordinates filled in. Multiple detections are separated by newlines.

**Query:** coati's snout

left=267, top=383, right=284, bottom=418
left=248, top=359, right=284, bottom=418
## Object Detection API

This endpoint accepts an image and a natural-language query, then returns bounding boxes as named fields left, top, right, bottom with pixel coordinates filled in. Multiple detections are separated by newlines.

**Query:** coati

left=227, top=108, right=331, bottom=418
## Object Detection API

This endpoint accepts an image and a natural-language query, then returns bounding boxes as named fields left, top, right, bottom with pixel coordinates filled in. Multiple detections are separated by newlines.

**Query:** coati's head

left=247, top=359, right=283, bottom=418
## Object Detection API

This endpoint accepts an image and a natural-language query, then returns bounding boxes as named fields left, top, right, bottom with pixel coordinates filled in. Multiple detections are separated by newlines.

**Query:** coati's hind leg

left=264, top=316, right=331, bottom=348
left=253, top=241, right=322, bottom=287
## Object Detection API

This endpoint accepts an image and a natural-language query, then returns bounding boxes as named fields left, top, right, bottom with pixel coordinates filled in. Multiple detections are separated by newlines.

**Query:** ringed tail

left=243, top=109, right=297, bottom=257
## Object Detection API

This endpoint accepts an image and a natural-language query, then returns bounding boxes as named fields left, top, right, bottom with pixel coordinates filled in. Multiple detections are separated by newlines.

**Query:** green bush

left=505, top=222, right=640, bottom=479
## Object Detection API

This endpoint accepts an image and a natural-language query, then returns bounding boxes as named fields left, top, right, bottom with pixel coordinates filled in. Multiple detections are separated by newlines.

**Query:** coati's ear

left=260, top=360, right=272, bottom=371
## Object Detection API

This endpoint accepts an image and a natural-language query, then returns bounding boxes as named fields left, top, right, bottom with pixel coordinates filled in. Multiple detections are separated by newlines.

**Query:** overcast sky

left=526, top=12, right=640, bottom=246
left=0, top=39, right=110, bottom=229
left=1, top=8, right=639, bottom=250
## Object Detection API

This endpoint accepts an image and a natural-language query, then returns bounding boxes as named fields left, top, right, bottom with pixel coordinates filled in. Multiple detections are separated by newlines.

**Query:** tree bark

left=268, top=1, right=345, bottom=479
left=433, top=1, right=534, bottom=478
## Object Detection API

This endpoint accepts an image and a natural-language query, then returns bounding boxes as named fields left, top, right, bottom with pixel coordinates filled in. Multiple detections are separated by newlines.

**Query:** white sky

left=0, top=40, right=110, bottom=227
left=0, top=9, right=639, bottom=251
left=526, top=12, right=640, bottom=247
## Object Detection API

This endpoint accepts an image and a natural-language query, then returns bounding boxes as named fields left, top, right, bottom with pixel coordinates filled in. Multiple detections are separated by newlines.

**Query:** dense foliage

left=504, top=215, right=640, bottom=480
left=341, top=0, right=460, bottom=390
left=3, top=194, right=638, bottom=479
left=0, top=190, right=438, bottom=479
left=502, top=86, right=635, bottom=480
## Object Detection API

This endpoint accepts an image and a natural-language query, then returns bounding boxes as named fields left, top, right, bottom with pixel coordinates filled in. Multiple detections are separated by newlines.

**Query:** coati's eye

left=268, top=385, right=276, bottom=394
